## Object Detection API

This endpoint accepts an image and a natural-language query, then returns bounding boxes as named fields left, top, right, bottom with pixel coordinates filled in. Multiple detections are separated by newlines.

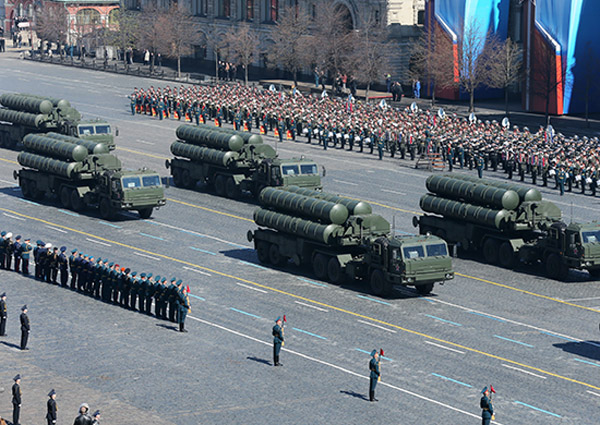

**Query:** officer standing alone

left=46, top=389, right=57, bottom=425
left=0, top=292, right=6, bottom=336
left=20, top=305, right=30, bottom=350
left=369, top=350, right=381, bottom=402
left=272, top=317, right=284, bottom=366
left=12, top=374, right=22, bottom=425
left=480, top=387, right=494, bottom=425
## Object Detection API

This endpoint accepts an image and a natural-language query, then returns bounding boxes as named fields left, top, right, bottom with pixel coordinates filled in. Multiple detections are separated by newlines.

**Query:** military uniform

left=20, top=238, right=32, bottom=275
left=13, top=235, right=22, bottom=272
left=480, top=387, right=494, bottom=425
left=369, top=350, right=381, bottom=402
left=272, top=317, right=284, bottom=366
left=177, top=281, right=190, bottom=332
left=557, top=168, right=567, bottom=196
left=12, top=375, right=22, bottom=425
left=20, top=305, right=30, bottom=350
left=46, top=389, right=57, bottom=425
left=0, top=292, right=7, bottom=336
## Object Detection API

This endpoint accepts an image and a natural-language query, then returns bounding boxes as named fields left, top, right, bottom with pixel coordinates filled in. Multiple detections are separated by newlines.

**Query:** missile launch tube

left=0, top=109, right=48, bottom=128
left=259, top=187, right=349, bottom=224
left=426, top=175, right=520, bottom=210
left=254, top=208, right=343, bottom=244
left=170, top=141, right=239, bottom=166
left=0, top=94, right=53, bottom=114
left=175, top=125, right=244, bottom=151
left=17, top=152, right=81, bottom=178
left=23, top=134, right=88, bottom=162
left=44, top=132, right=109, bottom=154
left=20, top=94, right=70, bottom=109
left=209, top=126, right=264, bottom=145
left=420, top=194, right=510, bottom=229
left=283, top=186, right=373, bottom=215
left=448, top=174, right=542, bottom=202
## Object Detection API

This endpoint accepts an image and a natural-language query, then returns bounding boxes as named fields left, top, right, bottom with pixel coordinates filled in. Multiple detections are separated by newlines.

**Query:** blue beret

left=0, top=231, right=5, bottom=237
left=125, top=268, right=131, bottom=274
left=71, top=249, right=77, bottom=253
left=176, top=279, right=182, bottom=285
left=155, top=275, right=161, bottom=281
left=15, top=235, right=21, bottom=240
left=161, top=278, right=167, bottom=283
left=93, top=410, right=100, bottom=417
left=275, top=316, right=281, bottom=322
left=370, top=349, right=377, bottom=357
left=481, top=387, right=488, bottom=394
left=60, top=246, right=66, bottom=252
left=171, top=278, right=176, bottom=282
left=141, top=273, right=146, bottom=278
left=132, top=272, right=137, bottom=277
left=108, top=262, right=114, bottom=267
left=21, top=305, right=27, bottom=311
left=147, top=273, right=153, bottom=278
left=36, top=240, right=42, bottom=245
left=0, top=292, right=6, bottom=297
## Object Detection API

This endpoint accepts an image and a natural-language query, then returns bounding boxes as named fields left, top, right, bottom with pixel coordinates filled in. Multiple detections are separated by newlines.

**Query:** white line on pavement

left=381, top=189, right=407, bottom=195
left=586, top=391, right=600, bottom=398
left=294, top=301, right=329, bottom=312
left=333, top=179, right=358, bottom=186
left=234, top=282, right=268, bottom=294
left=424, top=341, right=465, bottom=354
left=47, top=226, right=68, bottom=233
left=357, top=319, right=397, bottom=333
left=502, top=364, right=546, bottom=379
left=136, top=139, right=155, bottom=145
left=3, top=213, right=25, bottom=221
left=133, top=251, right=160, bottom=260
left=183, top=266, right=211, bottom=277
left=85, top=237, right=111, bottom=247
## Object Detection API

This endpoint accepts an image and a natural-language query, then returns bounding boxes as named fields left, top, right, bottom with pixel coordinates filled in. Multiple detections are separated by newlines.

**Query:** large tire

left=59, top=186, right=71, bottom=208
left=268, top=244, right=285, bottom=266
left=99, top=198, right=114, bottom=220
left=312, top=253, right=327, bottom=280
left=415, top=283, right=434, bottom=295
left=482, top=239, right=499, bottom=264
left=545, top=253, right=569, bottom=281
left=327, top=257, right=343, bottom=284
left=225, top=177, right=240, bottom=199
left=138, top=208, right=153, bottom=219
left=369, top=269, right=390, bottom=296
left=498, top=242, right=516, bottom=269
left=70, top=189, right=83, bottom=211
left=214, top=175, right=226, bottom=196
left=172, top=168, right=183, bottom=187
left=20, top=179, right=32, bottom=199
left=256, top=242, right=269, bottom=264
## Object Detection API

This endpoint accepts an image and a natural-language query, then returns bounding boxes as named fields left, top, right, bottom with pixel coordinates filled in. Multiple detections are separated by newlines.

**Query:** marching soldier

left=480, top=387, right=494, bottom=425
left=12, top=374, right=22, bottom=425
left=20, top=305, right=30, bottom=350
left=46, top=389, right=57, bottom=425
left=0, top=292, right=7, bottom=336
left=369, top=349, right=381, bottom=402
left=272, top=316, right=284, bottom=366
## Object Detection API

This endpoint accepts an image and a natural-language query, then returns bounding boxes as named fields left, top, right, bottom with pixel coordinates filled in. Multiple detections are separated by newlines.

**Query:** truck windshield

left=403, top=246, right=425, bottom=259
left=426, top=243, right=448, bottom=256
left=300, top=163, right=318, bottom=175
left=78, top=125, right=95, bottom=135
left=95, top=125, right=111, bottom=134
left=582, top=230, right=600, bottom=243
left=142, top=175, right=161, bottom=187
left=281, top=165, right=300, bottom=175
left=122, top=176, right=141, bottom=188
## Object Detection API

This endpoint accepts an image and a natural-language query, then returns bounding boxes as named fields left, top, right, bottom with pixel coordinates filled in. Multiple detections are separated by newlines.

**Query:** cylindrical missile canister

left=0, top=94, right=53, bottom=114
left=254, top=208, right=342, bottom=244
left=426, top=175, right=520, bottom=210
left=44, top=132, right=109, bottom=154
left=175, top=125, right=244, bottom=151
left=23, top=134, right=88, bottom=162
left=420, top=194, right=510, bottom=229
left=170, top=141, right=239, bottom=166
left=17, top=152, right=81, bottom=178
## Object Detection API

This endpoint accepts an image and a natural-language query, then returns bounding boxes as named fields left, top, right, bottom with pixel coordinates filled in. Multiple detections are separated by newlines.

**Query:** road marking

left=539, top=331, right=578, bottom=342
left=514, top=401, right=561, bottom=418
left=333, top=179, right=358, bottom=186
left=294, top=301, right=328, bottom=312
left=187, top=315, right=498, bottom=423
left=139, top=232, right=164, bottom=241
left=0, top=157, right=18, bottom=165
left=0, top=178, right=18, bottom=186
left=183, top=266, right=211, bottom=277
left=342, top=195, right=422, bottom=215
left=587, top=391, right=600, bottom=398
left=356, top=294, right=391, bottom=305
left=58, top=209, right=79, bottom=217
left=117, top=146, right=168, bottom=160
left=238, top=260, right=268, bottom=270
left=381, top=189, right=407, bottom=195
left=189, top=246, right=217, bottom=255
left=145, top=219, right=249, bottom=248
left=424, top=341, right=465, bottom=354
left=357, top=319, right=397, bottom=333
left=297, top=277, right=328, bottom=287
left=502, top=364, right=546, bottom=379
left=45, top=225, right=68, bottom=233
left=98, top=221, right=122, bottom=229
left=354, top=348, right=393, bottom=361
left=292, top=327, right=327, bottom=340
left=3, top=213, right=25, bottom=221
left=84, top=237, right=111, bottom=246
left=573, top=358, right=600, bottom=368
left=230, top=307, right=261, bottom=319
left=431, top=373, right=472, bottom=388
left=167, top=198, right=254, bottom=222
left=133, top=251, right=160, bottom=260
left=1, top=206, right=598, bottom=392
left=493, top=335, right=533, bottom=347
left=189, top=293, right=205, bottom=301
left=234, top=282, right=268, bottom=293
left=467, top=311, right=506, bottom=323
left=135, top=139, right=155, bottom=145
left=18, top=198, right=40, bottom=206
left=425, top=314, right=462, bottom=327
left=563, top=296, right=600, bottom=302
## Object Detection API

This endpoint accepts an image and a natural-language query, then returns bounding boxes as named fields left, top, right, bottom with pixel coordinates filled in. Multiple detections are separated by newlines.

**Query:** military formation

left=130, top=83, right=600, bottom=196
left=0, top=230, right=191, bottom=333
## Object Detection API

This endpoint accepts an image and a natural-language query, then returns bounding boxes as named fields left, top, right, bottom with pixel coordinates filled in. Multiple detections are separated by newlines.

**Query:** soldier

left=476, top=155, right=485, bottom=179
left=92, top=410, right=101, bottom=424
left=120, top=268, right=131, bottom=307
left=49, top=247, right=59, bottom=284
left=377, top=137, right=385, bottom=160
left=129, top=271, right=139, bottom=310
left=20, top=305, right=30, bottom=350
left=139, top=273, right=148, bottom=312
left=46, top=389, right=57, bottom=425
left=0, top=292, right=7, bottom=336
left=168, top=278, right=178, bottom=322
left=34, top=240, right=44, bottom=279
left=369, top=349, right=381, bottom=402
left=272, top=316, right=284, bottom=366
left=13, top=235, right=22, bottom=272
left=0, top=231, right=7, bottom=269
left=69, top=249, right=79, bottom=289
left=557, top=166, right=567, bottom=196
left=177, top=281, right=190, bottom=332
left=480, top=387, right=494, bottom=425
left=153, top=275, right=163, bottom=317
left=73, top=403, right=93, bottom=425
left=145, top=273, right=156, bottom=315
left=20, top=238, right=31, bottom=275
left=42, top=243, right=53, bottom=283
left=12, top=374, right=22, bottom=425
left=58, top=247, right=68, bottom=286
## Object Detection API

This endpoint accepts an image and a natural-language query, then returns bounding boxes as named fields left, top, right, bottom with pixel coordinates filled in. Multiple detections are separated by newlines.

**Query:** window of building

left=417, top=10, right=425, bottom=25
left=246, top=0, right=254, bottom=20
left=192, top=0, right=207, bottom=15
left=311, top=3, right=316, bottom=19
left=270, top=0, right=278, bottom=21
left=193, top=44, right=207, bottom=58
left=374, top=9, right=379, bottom=24
left=219, top=0, right=231, bottom=17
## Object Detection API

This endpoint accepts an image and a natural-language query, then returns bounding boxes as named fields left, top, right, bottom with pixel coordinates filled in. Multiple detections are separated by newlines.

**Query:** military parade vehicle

left=14, top=133, right=166, bottom=220
left=165, top=125, right=322, bottom=198
left=0, top=93, right=116, bottom=150
left=413, top=174, right=600, bottom=280
left=247, top=186, right=454, bottom=296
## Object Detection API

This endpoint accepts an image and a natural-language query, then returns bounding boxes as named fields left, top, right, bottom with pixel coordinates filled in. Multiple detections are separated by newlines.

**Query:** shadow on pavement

left=155, top=323, right=179, bottom=332
left=553, top=340, right=600, bottom=362
left=0, top=340, right=22, bottom=350
left=246, top=356, right=272, bottom=366
left=340, top=390, right=369, bottom=401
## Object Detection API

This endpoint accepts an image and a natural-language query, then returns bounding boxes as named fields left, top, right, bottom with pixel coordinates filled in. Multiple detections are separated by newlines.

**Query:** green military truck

left=14, top=133, right=166, bottom=220
left=413, top=174, right=600, bottom=280
left=165, top=125, right=322, bottom=198
left=0, top=93, right=116, bottom=150
left=247, top=186, right=454, bottom=296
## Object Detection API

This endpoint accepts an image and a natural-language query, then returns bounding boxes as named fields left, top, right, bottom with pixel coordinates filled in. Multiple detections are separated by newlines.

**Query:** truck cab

left=257, top=157, right=322, bottom=190
left=68, top=120, right=116, bottom=151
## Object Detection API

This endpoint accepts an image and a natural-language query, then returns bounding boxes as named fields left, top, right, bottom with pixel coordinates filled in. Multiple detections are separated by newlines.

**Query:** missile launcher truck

left=247, top=186, right=454, bottom=296
left=14, top=133, right=166, bottom=220
left=413, top=174, right=600, bottom=280
left=0, top=93, right=115, bottom=150
left=165, top=125, right=322, bottom=198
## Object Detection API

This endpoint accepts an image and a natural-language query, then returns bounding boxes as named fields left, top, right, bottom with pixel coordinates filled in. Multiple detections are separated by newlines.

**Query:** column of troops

left=0, top=231, right=191, bottom=332
left=129, top=83, right=600, bottom=195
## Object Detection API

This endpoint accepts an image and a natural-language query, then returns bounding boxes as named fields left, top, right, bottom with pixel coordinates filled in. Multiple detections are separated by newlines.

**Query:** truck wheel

left=60, top=186, right=71, bottom=208
left=181, top=170, right=194, bottom=189
left=172, top=168, right=183, bottom=187
left=20, top=180, right=32, bottom=199
left=214, top=175, right=226, bottom=196
left=256, top=242, right=269, bottom=264
left=138, top=208, right=153, bottom=219
left=482, top=239, right=499, bottom=264
left=225, top=177, right=240, bottom=199
left=415, top=283, right=434, bottom=295
left=327, top=257, right=344, bottom=284
left=99, top=198, right=114, bottom=220
left=589, top=269, right=600, bottom=279
left=268, top=244, right=285, bottom=266
left=369, top=269, right=390, bottom=296
left=498, top=242, right=516, bottom=269
left=545, top=253, right=569, bottom=281
left=313, top=254, right=327, bottom=279
left=70, top=189, right=83, bottom=211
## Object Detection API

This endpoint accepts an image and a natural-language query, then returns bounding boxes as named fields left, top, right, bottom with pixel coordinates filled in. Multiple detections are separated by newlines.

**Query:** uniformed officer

left=12, top=374, right=22, bottom=425
left=58, top=247, right=68, bottom=286
left=13, top=235, right=22, bottom=272
left=480, top=387, right=494, bottom=425
left=0, top=231, right=7, bottom=269
left=20, top=238, right=31, bottom=275
left=20, top=305, right=30, bottom=350
left=272, top=316, right=284, bottom=366
left=557, top=166, right=567, bottom=196
left=0, top=292, right=7, bottom=336
left=168, top=278, right=178, bottom=322
left=476, top=155, right=485, bottom=179
left=46, top=389, right=57, bottom=425
left=177, top=281, right=190, bottom=332
left=145, top=273, right=156, bottom=315
left=69, top=249, right=78, bottom=289
left=369, top=349, right=381, bottom=402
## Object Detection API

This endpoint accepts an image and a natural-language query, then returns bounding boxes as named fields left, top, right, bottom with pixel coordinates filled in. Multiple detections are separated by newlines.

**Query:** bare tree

left=267, top=6, right=311, bottom=85
left=488, top=37, right=522, bottom=115
left=137, top=4, right=163, bottom=73
left=158, top=4, right=198, bottom=78
left=35, top=2, right=68, bottom=47
left=201, top=21, right=226, bottom=80
left=107, top=9, right=139, bottom=65
left=224, top=23, right=259, bottom=84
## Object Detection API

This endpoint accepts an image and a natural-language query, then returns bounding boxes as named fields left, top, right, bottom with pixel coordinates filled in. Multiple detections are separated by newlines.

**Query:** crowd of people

left=129, top=82, right=600, bottom=197
left=0, top=231, right=192, bottom=333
